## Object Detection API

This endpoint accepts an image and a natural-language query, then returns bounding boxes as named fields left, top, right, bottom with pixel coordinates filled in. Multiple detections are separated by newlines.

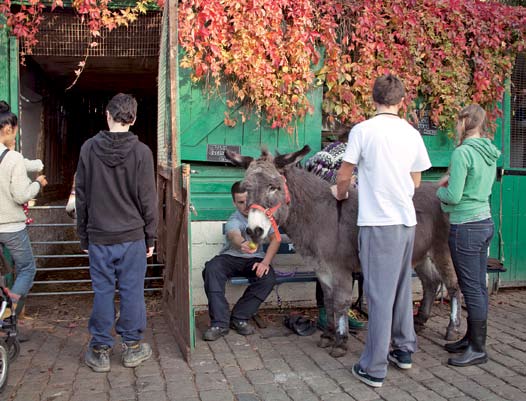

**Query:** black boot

left=445, top=323, right=470, bottom=353
left=448, top=320, right=488, bottom=367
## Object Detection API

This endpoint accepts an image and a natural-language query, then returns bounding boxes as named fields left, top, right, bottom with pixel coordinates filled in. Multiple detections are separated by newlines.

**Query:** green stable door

left=499, top=54, right=526, bottom=285
left=178, top=64, right=323, bottom=221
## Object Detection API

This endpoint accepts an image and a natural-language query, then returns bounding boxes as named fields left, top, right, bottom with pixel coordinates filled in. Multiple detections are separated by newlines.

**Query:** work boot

left=347, top=309, right=366, bottom=331
left=448, top=320, right=488, bottom=367
left=445, top=323, right=470, bottom=353
left=230, top=319, right=255, bottom=336
left=85, top=345, right=111, bottom=373
left=122, top=341, right=152, bottom=368
left=203, top=326, right=229, bottom=341
left=317, top=307, right=365, bottom=331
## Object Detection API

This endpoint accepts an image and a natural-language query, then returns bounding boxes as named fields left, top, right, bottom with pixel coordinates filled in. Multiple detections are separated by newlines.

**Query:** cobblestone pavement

left=2, top=289, right=526, bottom=401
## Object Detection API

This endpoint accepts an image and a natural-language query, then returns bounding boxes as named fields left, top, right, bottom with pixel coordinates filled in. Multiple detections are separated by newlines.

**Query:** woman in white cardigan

left=0, top=101, right=47, bottom=309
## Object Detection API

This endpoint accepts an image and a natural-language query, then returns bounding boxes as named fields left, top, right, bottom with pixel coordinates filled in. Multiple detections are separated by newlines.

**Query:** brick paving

left=3, top=289, right=526, bottom=401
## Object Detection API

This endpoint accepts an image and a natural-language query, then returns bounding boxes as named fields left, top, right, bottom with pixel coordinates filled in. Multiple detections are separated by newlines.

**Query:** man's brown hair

left=231, top=181, right=246, bottom=200
left=106, top=93, right=137, bottom=124
left=372, top=74, right=405, bottom=106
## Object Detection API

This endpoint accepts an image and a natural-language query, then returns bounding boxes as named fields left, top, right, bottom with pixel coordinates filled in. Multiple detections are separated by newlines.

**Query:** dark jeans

left=449, top=218, right=494, bottom=321
left=203, top=254, right=276, bottom=328
left=88, top=240, right=147, bottom=348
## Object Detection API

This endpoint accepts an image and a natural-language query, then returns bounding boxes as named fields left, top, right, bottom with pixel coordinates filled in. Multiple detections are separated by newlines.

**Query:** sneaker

left=388, top=349, right=412, bottom=369
left=203, top=326, right=229, bottom=341
left=121, top=341, right=152, bottom=368
left=352, top=363, right=384, bottom=388
left=85, top=345, right=111, bottom=373
left=230, top=319, right=256, bottom=336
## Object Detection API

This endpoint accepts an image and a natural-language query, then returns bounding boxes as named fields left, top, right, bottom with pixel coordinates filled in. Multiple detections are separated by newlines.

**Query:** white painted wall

left=191, top=221, right=318, bottom=311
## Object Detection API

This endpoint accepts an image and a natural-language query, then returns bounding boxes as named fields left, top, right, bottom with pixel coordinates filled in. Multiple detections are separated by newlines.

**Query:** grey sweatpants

left=358, top=225, right=417, bottom=378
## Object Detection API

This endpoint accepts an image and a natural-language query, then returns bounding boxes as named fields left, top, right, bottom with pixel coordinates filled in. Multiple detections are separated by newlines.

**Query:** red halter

left=249, top=176, right=291, bottom=242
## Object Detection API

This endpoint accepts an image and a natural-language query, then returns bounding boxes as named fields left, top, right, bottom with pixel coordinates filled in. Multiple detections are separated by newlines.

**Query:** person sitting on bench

left=202, top=181, right=280, bottom=341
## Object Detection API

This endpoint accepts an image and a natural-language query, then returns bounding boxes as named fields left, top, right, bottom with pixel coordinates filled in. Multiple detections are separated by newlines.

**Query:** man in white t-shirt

left=332, top=74, right=431, bottom=388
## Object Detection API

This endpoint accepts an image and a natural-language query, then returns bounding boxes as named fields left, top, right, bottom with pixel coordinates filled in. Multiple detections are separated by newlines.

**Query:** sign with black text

left=417, top=108, right=438, bottom=136
left=206, top=144, right=241, bottom=163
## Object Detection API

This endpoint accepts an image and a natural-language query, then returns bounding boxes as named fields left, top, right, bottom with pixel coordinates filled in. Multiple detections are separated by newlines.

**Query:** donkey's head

left=225, top=145, right=310, bottom=243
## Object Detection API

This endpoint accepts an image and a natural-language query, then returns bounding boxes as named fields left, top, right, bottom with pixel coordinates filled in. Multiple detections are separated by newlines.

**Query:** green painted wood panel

left=178, top=60, right=322, bottom=162
left=499, top=175, right=526, bottom=284
left=0, top=23, right=18, bottom=115
left=499, top=79, right=526, bottom=283
left=189, top=163, right=245, bottom=221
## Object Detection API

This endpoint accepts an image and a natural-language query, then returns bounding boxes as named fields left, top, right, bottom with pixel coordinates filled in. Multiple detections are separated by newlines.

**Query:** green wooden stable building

left=2, top=4, right=526, bottom=358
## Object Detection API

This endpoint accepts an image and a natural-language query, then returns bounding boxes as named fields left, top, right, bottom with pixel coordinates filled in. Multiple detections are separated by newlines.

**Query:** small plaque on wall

left=206, top=144, right=241, bottom=163
left=417, top=108, right=438, bottom=136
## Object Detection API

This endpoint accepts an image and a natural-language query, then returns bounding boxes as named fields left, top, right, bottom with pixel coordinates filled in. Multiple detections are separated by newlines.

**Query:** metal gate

left=27, top=204, right=163, bottom=296
left=499, top=52, right=526, bottom=285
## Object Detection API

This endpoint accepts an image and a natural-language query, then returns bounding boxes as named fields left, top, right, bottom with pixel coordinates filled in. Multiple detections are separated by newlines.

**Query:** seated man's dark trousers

left=203, top=254, right=276, bottom=328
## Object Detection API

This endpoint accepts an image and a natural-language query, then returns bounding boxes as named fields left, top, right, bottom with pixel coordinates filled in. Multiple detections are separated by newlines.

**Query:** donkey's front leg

left=445, top=291, right=462, bottom=341
left=330, top=297, right=350, bottom=358
left=317, top=274, right=335, bottom=349
left=413, top=258, right=441, bottom=332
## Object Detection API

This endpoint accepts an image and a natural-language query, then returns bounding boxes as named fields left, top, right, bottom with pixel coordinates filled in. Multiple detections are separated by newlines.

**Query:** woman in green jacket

left=437, top=104, right=501, bottom=367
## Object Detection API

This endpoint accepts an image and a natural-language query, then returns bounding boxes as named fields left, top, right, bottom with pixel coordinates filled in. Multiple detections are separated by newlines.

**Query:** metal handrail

left=36, top=263, right=164, bottom=272
left=33, top=277, right=163, bottom=285
left=32, top=241, right=80, bottom=245
left=29, top=223, right=76, bottom=227
left=30, top=288, right=162, bottom=296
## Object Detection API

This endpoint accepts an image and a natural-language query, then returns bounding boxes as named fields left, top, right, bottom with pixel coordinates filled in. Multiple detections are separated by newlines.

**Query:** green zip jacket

left=436, top=137, right=501, bottom=224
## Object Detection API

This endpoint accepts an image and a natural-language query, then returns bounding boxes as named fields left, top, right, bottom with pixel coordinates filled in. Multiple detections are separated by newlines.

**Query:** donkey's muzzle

left=246, top=226, right=264, bottom=243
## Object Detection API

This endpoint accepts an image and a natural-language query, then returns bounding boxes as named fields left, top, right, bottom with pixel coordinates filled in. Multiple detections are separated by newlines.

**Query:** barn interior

left=19, top=9, right=161, bottom=202
left=16, top=9, right=163, bottom=294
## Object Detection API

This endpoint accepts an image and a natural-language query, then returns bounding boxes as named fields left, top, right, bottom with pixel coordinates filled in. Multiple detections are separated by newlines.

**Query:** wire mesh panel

left=29, top=11, right=161, bottom=57
left=511, top=53, right=526, bottom=168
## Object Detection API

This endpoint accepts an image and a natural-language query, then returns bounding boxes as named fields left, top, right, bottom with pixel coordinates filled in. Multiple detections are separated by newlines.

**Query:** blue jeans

left=88, top=240, right=147, bottom=348
left=449, top=218, right=494, bottom=321
left=0, top=228, right=36, bottom=298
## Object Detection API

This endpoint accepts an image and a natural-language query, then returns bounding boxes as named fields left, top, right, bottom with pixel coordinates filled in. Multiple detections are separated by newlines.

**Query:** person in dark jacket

left=76, top=93, right=158, bottom=373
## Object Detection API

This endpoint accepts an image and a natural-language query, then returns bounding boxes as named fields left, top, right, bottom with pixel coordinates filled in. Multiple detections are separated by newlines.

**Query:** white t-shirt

left=343, top=115, right=432, bottom=227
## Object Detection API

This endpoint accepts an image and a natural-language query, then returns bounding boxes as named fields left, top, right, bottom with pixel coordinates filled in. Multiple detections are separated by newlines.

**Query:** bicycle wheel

left=7, top=338, right=19, bottom=362
left=0, top=343, right=9, bottom=392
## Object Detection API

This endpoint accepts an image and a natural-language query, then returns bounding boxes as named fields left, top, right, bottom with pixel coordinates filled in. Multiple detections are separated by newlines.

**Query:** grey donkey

left=225, top=145, right=462, bottom=358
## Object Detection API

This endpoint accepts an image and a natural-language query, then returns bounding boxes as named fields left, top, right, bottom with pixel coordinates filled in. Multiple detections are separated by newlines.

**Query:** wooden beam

left=168, top=0, right=182, bottom=202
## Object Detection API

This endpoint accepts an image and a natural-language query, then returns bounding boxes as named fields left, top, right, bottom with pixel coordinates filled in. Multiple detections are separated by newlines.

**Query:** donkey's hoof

left=413, top=314, right=428, bottom=327
left=445, top=328, right=461, bottom=341
left=329, top=345, right=347, bottom=358
left=317, top=336, right=333, bottom=349
left=414, top=322, right=425, bottom=334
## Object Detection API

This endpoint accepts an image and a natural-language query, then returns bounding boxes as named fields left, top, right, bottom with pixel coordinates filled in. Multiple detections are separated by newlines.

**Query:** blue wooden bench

left=229, top=241, right=319, bottom=285
left=221, top=224, right=318, bottom=286
left=224, top=225, right=506, bottom=301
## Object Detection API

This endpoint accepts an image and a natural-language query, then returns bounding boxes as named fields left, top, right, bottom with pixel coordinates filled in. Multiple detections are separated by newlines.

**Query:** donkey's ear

left=274, top=145, right=311, bottom=169
left=224, top=150, right=254, bottom=169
